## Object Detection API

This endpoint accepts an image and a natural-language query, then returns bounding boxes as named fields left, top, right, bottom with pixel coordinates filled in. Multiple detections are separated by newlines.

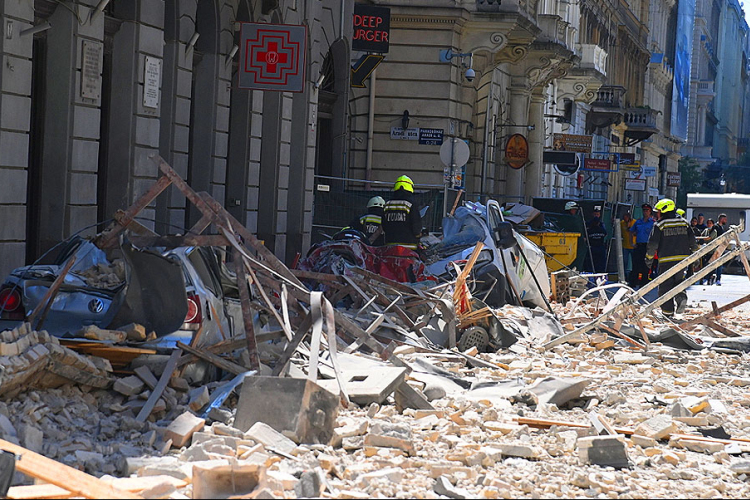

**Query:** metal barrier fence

left=311, top=175, right=454, bottom=245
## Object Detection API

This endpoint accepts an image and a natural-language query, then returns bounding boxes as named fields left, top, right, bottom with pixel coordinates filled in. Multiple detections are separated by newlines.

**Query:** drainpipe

left=481, top=68, right=496, bottom=200
left=340, top=0, right=346, bottom=39
left=365, top=70, right=376, bottom=184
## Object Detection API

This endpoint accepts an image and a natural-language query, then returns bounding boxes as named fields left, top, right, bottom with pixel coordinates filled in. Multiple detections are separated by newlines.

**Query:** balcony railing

left=592, top=85, right=626, bottom=108
left=623, top=108, right=658, bottom=129
left=578, top=44, right=608, bottom=76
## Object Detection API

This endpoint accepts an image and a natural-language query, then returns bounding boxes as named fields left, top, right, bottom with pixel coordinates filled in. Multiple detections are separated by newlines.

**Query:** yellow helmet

left=394, top=175, right=414, bottom=193
left=654, top=198, right=676, bottom=213
left=676, top=208, right=685, bottom=217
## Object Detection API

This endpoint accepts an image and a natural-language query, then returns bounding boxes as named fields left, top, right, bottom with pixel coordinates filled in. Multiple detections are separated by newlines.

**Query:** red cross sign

left=239, top=23, right=307, bottom=92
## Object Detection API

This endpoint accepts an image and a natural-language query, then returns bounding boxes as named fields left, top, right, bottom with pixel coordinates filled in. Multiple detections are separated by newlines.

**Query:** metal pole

left=517, top=245, right=556, bottom=316
left=579, top=208, right=596, bottom=273
left=614, top=218, right=625, bottom=282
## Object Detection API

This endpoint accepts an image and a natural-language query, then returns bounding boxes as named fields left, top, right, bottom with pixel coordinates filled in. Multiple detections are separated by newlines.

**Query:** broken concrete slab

left=234, top=376, right=339, bottom=445
left=164, top=411, right=205, bottom=448
left=243, top=422, right=297, bottom=455
left=316, top=366, right=407, bottom=406
left=633, top=414, right=677, bottom=440
left=433, top=475, right=470, bottom=499
left=113, top=376, right=145, bottom=397
left=577, top=435, right=630, bottom=469
left=192, top=460, right=265, bottom=498
left=526, top=376, right=591, bottom=406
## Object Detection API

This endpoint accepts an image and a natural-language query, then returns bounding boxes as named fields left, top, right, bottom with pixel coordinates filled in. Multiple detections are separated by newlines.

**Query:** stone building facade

left=348, top=0, right=689, bottom=209
left=0, top=0, right=352, bottom=278
left=684, top=0, right=750, bottom=168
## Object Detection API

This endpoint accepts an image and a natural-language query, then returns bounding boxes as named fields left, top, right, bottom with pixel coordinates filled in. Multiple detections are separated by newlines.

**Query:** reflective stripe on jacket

left=383, top=192, right=422, bottom=248
left=646, top=216, right=697, bottom=266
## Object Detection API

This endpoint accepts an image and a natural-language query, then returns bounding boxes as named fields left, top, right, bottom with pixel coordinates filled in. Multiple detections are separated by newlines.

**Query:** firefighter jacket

left=382, top=191, right=422, bottom=249
left=349, top=208, right=385, bottom=246
left=645, top=214, right=698, bottom=267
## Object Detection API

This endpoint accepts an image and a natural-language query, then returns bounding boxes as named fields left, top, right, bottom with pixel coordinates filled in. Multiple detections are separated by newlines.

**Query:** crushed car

left=423, top=200, right=551, bottom=309
left=0, top=237, right=243, bottom=355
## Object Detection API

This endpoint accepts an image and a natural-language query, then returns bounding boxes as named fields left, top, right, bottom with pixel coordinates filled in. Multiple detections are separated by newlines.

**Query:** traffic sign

left=350, top=54, right=384, bottom=88
left=439, top=138, right=470, bottom=167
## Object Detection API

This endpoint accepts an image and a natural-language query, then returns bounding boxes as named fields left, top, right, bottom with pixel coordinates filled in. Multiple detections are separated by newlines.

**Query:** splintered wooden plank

left=136, top=349, right=180, bottom=423
left=316, top=366, right=407, bottom=405
left=27, top=255, right=77, bottom=329
left=93, top=174, right=173, bottom=249
left=0, top=439, right=141, bottom=499
left=6, top=484, right=75, bottom=499
left=176, top=341, right=247, bottom=376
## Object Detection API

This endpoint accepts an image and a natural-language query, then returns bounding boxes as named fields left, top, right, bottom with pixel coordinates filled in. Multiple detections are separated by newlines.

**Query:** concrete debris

left=8, top=174, right=750, bottom=498
left=234, top=377, right=340, bottom=445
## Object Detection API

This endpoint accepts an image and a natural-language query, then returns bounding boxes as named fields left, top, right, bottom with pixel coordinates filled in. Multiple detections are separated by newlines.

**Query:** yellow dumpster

left=520, top=232, right=580, bottom=272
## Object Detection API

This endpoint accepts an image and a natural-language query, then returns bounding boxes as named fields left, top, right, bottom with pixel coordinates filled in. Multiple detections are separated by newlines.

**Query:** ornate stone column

left=525, top=90, right=546, bottom=201
left=505, top=82, right=530, bottom=200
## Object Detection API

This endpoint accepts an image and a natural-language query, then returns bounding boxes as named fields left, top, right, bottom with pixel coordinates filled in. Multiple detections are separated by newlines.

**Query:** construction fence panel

left=311, top=176, right=458, bottom=245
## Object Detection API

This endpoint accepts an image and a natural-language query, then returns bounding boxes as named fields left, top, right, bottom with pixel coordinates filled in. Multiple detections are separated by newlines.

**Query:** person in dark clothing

left=645, top=198, right=697, bottom=316
left=382, top=175, right=422, bottom=249
left=696, top=213, right=707, bottom=232
left=585, top=216, right=607, bottom=273
left=348, top=196, right=386, bottom=246
left=629, top=203, right=655, bottom=288
left=713, top=213, right=728, bottom=285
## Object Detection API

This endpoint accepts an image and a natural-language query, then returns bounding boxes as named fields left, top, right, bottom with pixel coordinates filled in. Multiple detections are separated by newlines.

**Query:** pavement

left=687, top=273, right=750, bottom=307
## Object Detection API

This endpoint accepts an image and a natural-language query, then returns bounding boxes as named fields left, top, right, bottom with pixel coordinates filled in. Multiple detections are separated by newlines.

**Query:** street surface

left=687, top=274, right=750, bottom=308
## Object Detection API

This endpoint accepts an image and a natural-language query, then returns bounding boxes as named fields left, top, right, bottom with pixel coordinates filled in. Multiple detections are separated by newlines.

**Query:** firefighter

left=348, top=196, right=386, bottom=246
left=645, top=198, right=697, bottom=317
left=382, top=175, right=422, bottom=249
left=676, top=208, right=686, bottom=219
left=565, top=201, right=579, bottom=216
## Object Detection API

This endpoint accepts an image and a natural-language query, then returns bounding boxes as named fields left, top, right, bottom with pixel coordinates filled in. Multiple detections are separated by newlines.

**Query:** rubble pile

left=6, top=160, right=750, bottom=498
left=74, top=260, right=126, bottom=290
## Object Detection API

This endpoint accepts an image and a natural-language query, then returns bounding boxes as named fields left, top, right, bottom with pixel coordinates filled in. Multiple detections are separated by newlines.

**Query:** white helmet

left=367, top=196, right=386, bottom=209
left=565, top=201, right=578, bottom=211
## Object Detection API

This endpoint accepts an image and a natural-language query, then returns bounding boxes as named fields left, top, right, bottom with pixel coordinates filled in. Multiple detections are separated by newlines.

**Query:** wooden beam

left=126, top=234, right=230, bottom=248
left=271, top=313, right=313, bottom=376
left=175, top=330, right=284, bottom=369
left=349, top=267, right=425, bottom=297
left=544, top=230, right=742, bottom=350
left=234, top=248, right=260, bottom=371
left=0, top=439, right=141, bottom=499
left=7, top=484, right=75, bottom=499
left=136, top=349, right=180, bottom=423
left=28, top=255, right=77, bottom=330
left=176, top=341, right=248, bottom=376
left=93, top=174, right=173, bottom=250
left=681, top=292, right=750, bottom=327
left=153, top=155, right=302, bottom=288
left=635, top=248, right=741, bottom=319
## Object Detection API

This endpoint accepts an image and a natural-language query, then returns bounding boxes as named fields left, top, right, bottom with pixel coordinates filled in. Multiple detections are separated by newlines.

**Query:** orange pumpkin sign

left=505, top=134, right=529, bottom=170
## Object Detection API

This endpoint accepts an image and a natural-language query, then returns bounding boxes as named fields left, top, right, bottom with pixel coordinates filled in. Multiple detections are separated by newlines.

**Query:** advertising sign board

left=505, top=134, right=529, bottom=170
left=239, top=23, right=306, bottom=92
left=625, top=179, right=647, bottom=191
left=352, top=4, right=390, bottom=53
left=552, top=134, right=593, bottom=153
left=670, top=0, right=696, bottom=142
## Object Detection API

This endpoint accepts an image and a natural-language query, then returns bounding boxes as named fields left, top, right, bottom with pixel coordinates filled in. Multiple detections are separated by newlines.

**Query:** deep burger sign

left=352, top=4, right=390, bottom=53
